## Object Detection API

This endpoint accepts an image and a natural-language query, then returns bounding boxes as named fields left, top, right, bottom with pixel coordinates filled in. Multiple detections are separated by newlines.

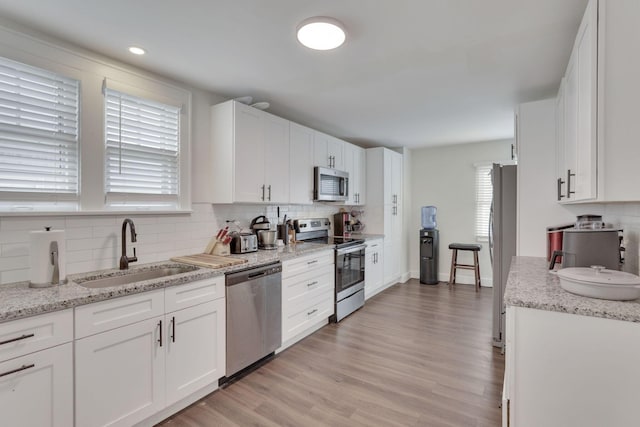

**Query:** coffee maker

left=333, top=212, right=352, bottom=237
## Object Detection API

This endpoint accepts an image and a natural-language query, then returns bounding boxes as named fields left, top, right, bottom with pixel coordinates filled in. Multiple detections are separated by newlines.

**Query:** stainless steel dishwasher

left=224, top=261, right=282, bottom=380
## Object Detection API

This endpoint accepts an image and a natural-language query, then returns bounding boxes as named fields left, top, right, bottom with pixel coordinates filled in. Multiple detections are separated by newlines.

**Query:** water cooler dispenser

left=420, top=206, right=439, bottom=284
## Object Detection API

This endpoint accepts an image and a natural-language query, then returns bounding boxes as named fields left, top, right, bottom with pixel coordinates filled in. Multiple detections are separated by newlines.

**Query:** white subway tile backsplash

left=1, top=269, right=28, bottom=284
left=0, top=255, right=29, bottom=271
left=65, top=217, right=116, bottom=228
left=1, top=243, right=29, bottom=257
left=0, top=202, right=343, bottom=285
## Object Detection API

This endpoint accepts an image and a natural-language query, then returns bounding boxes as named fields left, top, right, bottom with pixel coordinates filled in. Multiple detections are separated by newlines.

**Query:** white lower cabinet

left=505, top=306, right=640, bottom=426
left=280, top=250, right=335, bottom=349
left=75, top=315, right=165, bottom=427
left=364, top=238, right=384, bottom=299
left=165, top=298, right=225, bottom=406
left=0, top=342, right=73, bottom=427
left=75, top=277, right=226, bottom=427
left=0, top=309, right=73, bottom=427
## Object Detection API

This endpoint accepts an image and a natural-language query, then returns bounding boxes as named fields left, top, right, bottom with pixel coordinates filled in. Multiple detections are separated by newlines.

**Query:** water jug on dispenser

left=421, top=206, right=437, bottom=230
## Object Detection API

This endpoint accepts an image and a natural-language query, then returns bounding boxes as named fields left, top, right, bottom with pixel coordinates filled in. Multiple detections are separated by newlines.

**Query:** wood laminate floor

left=158, top=280, right=504, bottom=427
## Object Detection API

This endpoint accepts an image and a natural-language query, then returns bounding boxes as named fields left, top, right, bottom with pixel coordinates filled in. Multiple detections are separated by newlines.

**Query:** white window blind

left=475, top=164, right=493, bottom=241
left=104, top=88, right=180, bottom=200
left=0, top=56, right=79, bottom=194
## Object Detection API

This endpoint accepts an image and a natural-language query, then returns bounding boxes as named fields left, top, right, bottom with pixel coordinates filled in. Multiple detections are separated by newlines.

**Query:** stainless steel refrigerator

left=489, top=163, right=517, bottom=349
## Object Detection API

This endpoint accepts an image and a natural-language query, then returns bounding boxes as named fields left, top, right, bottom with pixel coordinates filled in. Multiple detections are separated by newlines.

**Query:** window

left=0, top=56, right=79, bottom=199
left=104, top=87, right=181, bottom=208
left=475, top=163, right=493, bottom=242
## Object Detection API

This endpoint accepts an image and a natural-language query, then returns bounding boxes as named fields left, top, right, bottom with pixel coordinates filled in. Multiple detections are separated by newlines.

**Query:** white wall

left=409, top=139, right=513, bottom=286
left=0, top=21, right=344, bottom=285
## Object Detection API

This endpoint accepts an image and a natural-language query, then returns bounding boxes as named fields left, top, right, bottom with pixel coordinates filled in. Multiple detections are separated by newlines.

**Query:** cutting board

left=171, top=253, right=248, bottom=269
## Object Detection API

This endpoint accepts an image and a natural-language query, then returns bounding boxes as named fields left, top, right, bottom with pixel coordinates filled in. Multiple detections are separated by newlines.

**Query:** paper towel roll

left=29, top=228, right=66, bottom=287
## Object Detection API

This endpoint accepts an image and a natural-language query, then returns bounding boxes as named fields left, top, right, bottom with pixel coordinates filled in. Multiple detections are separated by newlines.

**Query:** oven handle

left=336, top=244, right=366, bottom=255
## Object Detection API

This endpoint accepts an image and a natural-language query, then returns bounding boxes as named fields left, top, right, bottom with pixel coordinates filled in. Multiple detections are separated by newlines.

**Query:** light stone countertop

left=353, top=233, right=385, bottom=241
left=504, top=256, right=640, bottom=323
left=0, top=242, right=333, bottom=324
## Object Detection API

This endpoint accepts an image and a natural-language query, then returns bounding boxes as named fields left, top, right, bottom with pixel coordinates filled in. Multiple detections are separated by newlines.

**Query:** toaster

left=230, top=233, right=258, bottom=254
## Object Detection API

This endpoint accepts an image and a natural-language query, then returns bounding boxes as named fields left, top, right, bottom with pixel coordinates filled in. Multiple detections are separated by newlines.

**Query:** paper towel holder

left=29, top=226, right=66, bottom=288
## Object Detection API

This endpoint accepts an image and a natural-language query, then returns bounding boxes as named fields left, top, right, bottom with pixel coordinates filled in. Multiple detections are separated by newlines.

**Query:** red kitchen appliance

left=546, top=224, right=574, bottom=262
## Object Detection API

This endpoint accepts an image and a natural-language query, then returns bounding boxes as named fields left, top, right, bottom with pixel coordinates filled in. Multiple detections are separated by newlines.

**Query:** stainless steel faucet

left=120, top=218, right=138, bottom=270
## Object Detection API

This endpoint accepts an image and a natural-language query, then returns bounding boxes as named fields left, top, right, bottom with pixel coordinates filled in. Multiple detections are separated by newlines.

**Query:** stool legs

left=473, top=250, right=480, bottom=292
left=448, top=249, right=457, bottom=286
left=448, top=248, right=481, bottom=291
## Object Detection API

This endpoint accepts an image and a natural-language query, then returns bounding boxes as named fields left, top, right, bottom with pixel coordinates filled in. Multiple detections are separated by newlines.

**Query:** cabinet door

left=343, top=143, right=357, bottom=204
left=165, top=299, right=225, bottom=406
left=263, top=113, right=290, bottom=203
left=234, top=103, right=265, bottom=202
left=327, top=136, right=345, bottom=170
left=383, top=240, right=394, bottom=287
left=289, top=123, right=314, bottom=204
left=574, top=0, right=597, bottom=201
left=356, top=146, right=366, bottom=205
left=365, top=240, right=383, bottom=299
left=0, top=343, right=72, bottom=427
left=76, top=316, right=165, bottom=427
left=555, top=79, right=567, bottom=201
left=313, top=131, right=331, bottom=167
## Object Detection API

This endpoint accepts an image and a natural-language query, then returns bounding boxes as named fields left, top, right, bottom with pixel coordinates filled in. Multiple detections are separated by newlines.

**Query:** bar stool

left=448, top=243, right=482, bottom=291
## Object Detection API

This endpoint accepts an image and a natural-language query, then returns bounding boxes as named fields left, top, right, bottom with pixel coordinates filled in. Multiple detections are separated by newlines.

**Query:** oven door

left=335, top=244, right=366, bottom=300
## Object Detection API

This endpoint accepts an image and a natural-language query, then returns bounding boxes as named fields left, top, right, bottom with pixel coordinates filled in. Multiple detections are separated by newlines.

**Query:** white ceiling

left=0, top=0, right=588, bottom=149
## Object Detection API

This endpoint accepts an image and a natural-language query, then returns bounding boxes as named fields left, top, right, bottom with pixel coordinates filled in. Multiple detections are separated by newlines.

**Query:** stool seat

left=448, top=243, right=482, bottom=291
left=448, top=243, right=482, bottom=251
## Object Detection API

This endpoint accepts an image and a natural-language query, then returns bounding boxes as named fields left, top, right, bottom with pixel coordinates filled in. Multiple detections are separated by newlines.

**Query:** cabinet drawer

left=283, top=296, right=333, bottom=342
left=0, top=309, right=73, bottom=363
left=282, top=264, right=334, bottom=301
left=0, top=342, right=73, bottom=427
left=282, top=250, right=334, bottom=278
left=365, top=238, right=383, bottom=253
left=165, top=275, right=224, bottom=313
left=75, top=290, right=164, bottom=339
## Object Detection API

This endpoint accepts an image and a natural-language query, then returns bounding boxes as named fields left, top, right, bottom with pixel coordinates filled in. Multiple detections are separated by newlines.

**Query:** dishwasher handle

left=226, top=261, right=282, bottom=286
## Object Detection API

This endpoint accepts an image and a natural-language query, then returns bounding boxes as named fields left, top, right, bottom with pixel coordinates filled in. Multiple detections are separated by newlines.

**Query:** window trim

left=475, top=162, right=493, bottom=243
left=0, top=30, right=192, bottom=214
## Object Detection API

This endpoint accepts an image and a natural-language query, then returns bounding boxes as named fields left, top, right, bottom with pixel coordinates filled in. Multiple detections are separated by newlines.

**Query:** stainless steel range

left=294, top=218, right=366, bottom=322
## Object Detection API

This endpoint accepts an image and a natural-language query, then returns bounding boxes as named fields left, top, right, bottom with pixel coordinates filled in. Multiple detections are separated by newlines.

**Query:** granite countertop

left=504, top=256, right=640, bottom=323
left=0, top=242, right=333, bottom=324
left=351, top=233, right=385, bottom=241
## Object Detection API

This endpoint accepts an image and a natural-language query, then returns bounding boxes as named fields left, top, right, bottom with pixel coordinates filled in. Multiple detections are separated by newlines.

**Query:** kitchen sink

left=77, top=265, right=198, bottom=289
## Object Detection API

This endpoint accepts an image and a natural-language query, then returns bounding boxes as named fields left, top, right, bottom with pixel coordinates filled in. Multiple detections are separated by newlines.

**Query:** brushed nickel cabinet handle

left=0, top=333, right=34, bottom=346
left=567, top=170, right=575, bottom=197
left=158, top=320, right=163, bottom=347
left=307, top=281, right=318, bottom=287
left=307, top=309, right=318, bottom=316
left=171, top=316, right=176, bottom=343
left=307, top=260, right=318, bottom=265
left=557, top=177, right=565, bottom=201
left=0, top=363, right=35, bottom=378
left=268, top=185, right=272, bottom=201
left=261, top=185, right=265, bottom=201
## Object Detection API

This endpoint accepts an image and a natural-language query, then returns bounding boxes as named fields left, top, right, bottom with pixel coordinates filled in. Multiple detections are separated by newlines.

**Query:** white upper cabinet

left=557, top=0, right=597, bottom=203
left=210, top=100, right=290, bottom=204
left=343, top=143, right=366, bottom=205
left=289, top=122, right=315, bottom=204
left=314, top=131, right=344, bottom=170
left=556, top=0, right=640, bottom=202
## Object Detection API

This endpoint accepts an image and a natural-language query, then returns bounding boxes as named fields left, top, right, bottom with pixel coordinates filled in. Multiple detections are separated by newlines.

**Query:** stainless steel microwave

left=314, top=166, right=349, bottom=202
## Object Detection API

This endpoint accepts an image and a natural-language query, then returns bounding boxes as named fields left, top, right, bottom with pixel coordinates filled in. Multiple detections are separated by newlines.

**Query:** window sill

left=0, top=209, right=193, bottom=217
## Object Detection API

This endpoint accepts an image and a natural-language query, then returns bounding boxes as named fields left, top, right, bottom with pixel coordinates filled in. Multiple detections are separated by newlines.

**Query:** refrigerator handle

left=488, top=201, right=494, bottom=265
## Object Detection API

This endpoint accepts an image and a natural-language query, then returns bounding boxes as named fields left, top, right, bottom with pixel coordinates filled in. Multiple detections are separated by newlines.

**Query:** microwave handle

left=342, top=177, right=349, bottom=197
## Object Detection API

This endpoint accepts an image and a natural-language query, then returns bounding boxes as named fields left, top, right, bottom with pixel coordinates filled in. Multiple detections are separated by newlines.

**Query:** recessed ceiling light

left=128, top=46, right=146, bottom=55
left=296, top=17, right=346, bottom=51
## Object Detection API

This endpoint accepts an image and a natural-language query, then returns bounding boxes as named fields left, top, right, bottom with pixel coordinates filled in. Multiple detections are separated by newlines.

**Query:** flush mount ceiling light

left=128, top=46, right=146, bottom=55
left=296, top=17, right=346, bottom=50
